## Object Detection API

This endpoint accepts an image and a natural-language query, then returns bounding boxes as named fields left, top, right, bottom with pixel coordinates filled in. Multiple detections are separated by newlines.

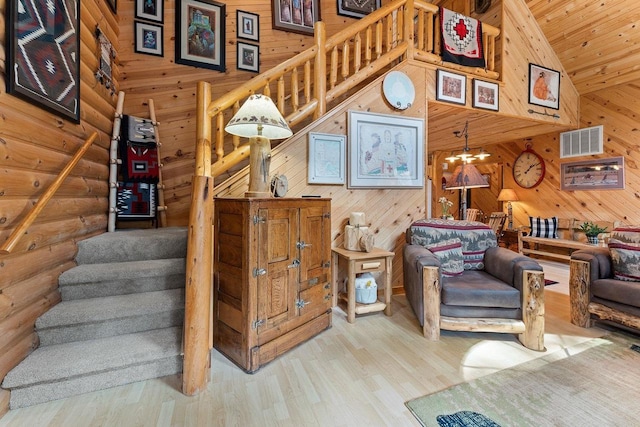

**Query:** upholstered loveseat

left=403, top=219, right=545, bottom=351
left=569, top=226, right=640, bottom=331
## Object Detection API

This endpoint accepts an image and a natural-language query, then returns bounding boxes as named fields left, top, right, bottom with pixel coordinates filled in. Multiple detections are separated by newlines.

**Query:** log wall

left=0, top=0, right=117, bottom=414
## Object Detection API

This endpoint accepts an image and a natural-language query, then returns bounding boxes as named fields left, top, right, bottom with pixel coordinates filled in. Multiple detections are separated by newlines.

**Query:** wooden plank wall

left=0, top=0, right=117, bottom=414
left=215, top=61, right=430, bottom=292
left=433, top=80, right=640, bottom=230
left=117, top=0, right=389, bottom=226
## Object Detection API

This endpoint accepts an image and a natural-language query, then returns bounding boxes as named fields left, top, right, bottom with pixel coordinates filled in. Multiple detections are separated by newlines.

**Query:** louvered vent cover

left=560, top=125, right=603, bottom=158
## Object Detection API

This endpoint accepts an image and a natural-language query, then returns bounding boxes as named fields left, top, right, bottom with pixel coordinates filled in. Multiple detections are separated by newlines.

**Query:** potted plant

left=578, top=221, right=608, bottom=244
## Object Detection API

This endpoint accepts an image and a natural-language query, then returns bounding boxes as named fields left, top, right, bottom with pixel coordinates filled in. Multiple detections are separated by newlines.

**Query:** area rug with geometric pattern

left=406, top=331, right=640, bottom=427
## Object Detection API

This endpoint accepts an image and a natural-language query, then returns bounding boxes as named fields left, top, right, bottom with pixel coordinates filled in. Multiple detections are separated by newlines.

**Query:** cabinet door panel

left=257, top=207, right=298, bottom=332
left=299, top=205, right=330, bottom=283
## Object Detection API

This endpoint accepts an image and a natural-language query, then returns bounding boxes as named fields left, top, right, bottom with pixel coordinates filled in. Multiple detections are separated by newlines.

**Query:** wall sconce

left=497, top=188, right=519, bottom=230
left=225, top=94, right=293, bottom=197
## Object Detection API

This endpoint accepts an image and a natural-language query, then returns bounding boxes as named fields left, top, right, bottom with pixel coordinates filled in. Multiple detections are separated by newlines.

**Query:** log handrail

left=182, top=0, right=501, bottom=395
left=0, top=132, right=99, bottom=254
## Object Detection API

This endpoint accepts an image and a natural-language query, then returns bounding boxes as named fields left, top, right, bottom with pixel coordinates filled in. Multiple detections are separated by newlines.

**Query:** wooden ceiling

left=428, top=0, right=639, bottom=153
left=526, top=0, right=640, bottom=95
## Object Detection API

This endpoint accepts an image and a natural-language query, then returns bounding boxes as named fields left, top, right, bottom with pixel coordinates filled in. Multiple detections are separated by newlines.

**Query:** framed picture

left=272, top=0, right=320, bottom=35
left=308, top=132, right=346, bottom=185
left=107, top=0, right=117, bottom=13
left=529, top=63, right=560, bottom=110
left=237, top=10, right=259, bottom=41
left=472, top=79, right=499, bottom=111
left=136, top=0, right=163, bottom=23
left=6, top=0, right=80, bottom=122
left=348, top=111, right=424, bottom=188
left=337, top=0, right=381, bottom=19
left=176, top=0, right=226, bottom=72
left=135, top=21, right=164, bottom=57
left=561, top=157, right=625, bottom=191
left=237, top=42, right=260, bottom=73
left=436, top=69, right=466, bottom=105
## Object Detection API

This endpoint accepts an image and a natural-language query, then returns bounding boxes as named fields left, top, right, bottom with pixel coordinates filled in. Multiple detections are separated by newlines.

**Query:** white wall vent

left=560, top=125, right=604, bottom=158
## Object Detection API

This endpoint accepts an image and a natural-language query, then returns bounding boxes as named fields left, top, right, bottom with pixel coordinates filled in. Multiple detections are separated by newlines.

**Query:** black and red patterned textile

left=116, top=182, right=156, bottom=219
left=119, top=115, right=159, bottom=182
left=440, top=7, right=485, bottom=68
left=9, top=0, right=79, bottom=121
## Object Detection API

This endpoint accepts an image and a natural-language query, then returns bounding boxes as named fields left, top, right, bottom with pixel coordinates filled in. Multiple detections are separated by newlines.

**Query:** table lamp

left=225, top=94, right=293, bottom=197
left=497, top=188, right=519, bottom=229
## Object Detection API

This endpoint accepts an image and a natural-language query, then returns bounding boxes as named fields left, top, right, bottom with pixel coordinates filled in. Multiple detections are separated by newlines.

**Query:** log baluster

left=291, top=67, right=299, bottom=111
left=354, top=33, right=362, bottom=73
left=341, top=41, right=350, bottom=81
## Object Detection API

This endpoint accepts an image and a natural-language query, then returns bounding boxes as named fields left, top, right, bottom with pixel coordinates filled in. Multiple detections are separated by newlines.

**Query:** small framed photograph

left=472, top=79, right=499, bottom=111
left=272, top=0, right=320, bottom=35
left=337, top=0, right=380, bottom=19
left=561, top=157, right=625, bottom=191
left=136, top=0, right=163, bottom=23
left=237, top=42, right=259, bottom=73
left=237, top=10, right=259, bottom=41
left=436, top=69, right=466, bottom=105
left=348, top=110, right=424, bottom=188
left=176, top=0, right=225, bottom=72
left=308, top=132, right=346, bottom=185
left=529, top=63, right=560, bottom=110
left=135, top=21, right=164, bottom=57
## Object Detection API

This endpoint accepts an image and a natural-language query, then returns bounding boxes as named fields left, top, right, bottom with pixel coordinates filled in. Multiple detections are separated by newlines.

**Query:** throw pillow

left=529, top=216, right=558, bottom=238
left=611, top=226, right=640, bottom=245
left=608, top=238, right=640, bottom=282
left=426, top=238, right=464, bottom=277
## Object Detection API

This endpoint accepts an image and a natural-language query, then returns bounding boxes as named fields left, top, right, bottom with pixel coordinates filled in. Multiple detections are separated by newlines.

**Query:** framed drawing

left=107, top=0, right=117, bottom=13
left=337, top=0, right=381, bottom=19
left=272, top=0, right=320, bottom=35
left=237, top=10, right=259, bottom=41
left=436, top=69, right=466, bottom=105
left=308, top=132, right=346, bottom=185
left=134, top=21, right=164, bottom=57
left=6, top=0, right=80, bottom=122
left=176, top=0, right=225, bottom=72
left=561, top=157, right=625, bottom=191
left=472, top=79, right=499, bottom=111
left=348, top=111, right=424, bottom=188
left=136, top=0, right=163, bottom=23
left=529, top=63, right=560, bottom=110
left=237, top=42, right=260, bottom=73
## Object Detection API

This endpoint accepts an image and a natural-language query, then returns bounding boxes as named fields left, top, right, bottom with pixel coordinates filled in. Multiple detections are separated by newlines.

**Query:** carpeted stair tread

left=75, top=227, right=187, bottom=265
left=2, top=327, right=183, bottom=408
left=58, top=258, right=185, bottom=300
left=36, top=288, right=184, bottom=329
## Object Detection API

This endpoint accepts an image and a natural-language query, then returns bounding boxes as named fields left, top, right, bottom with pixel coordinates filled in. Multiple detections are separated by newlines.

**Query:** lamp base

left=244, top=190, right=271, bottom=198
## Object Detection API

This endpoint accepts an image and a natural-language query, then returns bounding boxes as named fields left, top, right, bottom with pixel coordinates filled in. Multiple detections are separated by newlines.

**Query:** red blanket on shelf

left=440, top=7, right=485, bottom=68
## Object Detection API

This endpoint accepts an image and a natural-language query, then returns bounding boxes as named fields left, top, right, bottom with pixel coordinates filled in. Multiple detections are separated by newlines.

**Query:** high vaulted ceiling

left=526, top=0, right=640, bottom=95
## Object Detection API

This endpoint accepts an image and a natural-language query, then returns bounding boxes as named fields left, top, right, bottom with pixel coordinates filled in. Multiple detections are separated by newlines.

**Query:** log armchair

left=403, top=219, right=545, bottom=351
left=569, top=226, right=640, bottom=331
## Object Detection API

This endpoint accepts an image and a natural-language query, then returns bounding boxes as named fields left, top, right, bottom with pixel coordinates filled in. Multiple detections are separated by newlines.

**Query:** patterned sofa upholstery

left=403, top=219, right=546, bottom=351
left=569, top=226, right=640, bottom=331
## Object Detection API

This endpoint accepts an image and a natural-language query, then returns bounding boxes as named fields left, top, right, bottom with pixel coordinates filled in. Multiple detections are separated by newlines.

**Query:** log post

left=518, top=269, right=545, bottom=351
left=569, top=259, right=592, bottom=327
left=183, top=82, right=214, bottom=395
left=422, top=266, right=440, bottom=340
left=404, top=0, right=415, bottom=60
left=313, top=21, right=327, bottom=119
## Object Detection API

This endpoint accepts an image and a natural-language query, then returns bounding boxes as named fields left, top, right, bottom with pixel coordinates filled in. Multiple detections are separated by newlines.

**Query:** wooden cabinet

left=213, top=197, right=332, bottom=372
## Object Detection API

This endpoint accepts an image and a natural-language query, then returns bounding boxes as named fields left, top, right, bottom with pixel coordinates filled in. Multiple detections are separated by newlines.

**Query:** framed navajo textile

left=337, top=0, right=380, bottom=19
left=7, top=0, right=80, bottom=122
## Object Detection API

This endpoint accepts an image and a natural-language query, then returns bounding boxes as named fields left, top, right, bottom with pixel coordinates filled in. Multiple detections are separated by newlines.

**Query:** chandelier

left=444, top=121, right=491, bottom=163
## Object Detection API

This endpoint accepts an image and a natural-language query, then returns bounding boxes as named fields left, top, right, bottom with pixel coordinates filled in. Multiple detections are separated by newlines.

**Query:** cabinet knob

left=288, top=259, right=300, bottom=269
left=297, top=241, right=312, bottom=250
left=252, top=268, right=267, bottom=277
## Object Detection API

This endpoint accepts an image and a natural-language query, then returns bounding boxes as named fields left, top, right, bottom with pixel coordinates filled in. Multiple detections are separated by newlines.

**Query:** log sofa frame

left=419, top=264, right=545, bottom=351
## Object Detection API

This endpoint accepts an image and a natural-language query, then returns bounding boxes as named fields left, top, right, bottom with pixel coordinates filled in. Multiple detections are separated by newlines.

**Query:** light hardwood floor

left=0, top=261, right=608, bottom=427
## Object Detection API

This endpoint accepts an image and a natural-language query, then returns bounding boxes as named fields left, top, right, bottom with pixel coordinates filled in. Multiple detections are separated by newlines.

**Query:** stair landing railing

left=182, top=0, right=500, bottom=396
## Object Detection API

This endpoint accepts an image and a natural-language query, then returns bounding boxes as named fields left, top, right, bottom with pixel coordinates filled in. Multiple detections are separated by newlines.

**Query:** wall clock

left=513, top=145, right=545, bottom=189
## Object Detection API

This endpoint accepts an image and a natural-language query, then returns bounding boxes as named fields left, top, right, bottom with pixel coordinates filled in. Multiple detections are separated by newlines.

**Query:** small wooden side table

left=500, top=229, right=519, bottom=252
left=331, top=246, right=395, bottom=323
